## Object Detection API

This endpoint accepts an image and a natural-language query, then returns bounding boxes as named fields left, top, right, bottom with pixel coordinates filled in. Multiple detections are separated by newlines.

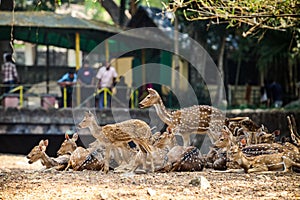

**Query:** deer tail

left=134, top=139, right=152, bottom=154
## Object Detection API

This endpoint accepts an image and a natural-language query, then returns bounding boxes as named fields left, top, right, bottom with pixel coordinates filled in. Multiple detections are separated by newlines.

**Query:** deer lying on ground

left=156, top=145, right=204, bottom=172
left=57, top=132, right=104, bottom=171
left=27, top=139, right=69, bottom=170
left=228, top=144, right=300, bottom=173
left=78, top=111, right=154, bottom=173
left=226, top=117, right=278, bottom=145
left=210, top=125, right=277, bottom=171
left=139, top=88, right=225, bottom=146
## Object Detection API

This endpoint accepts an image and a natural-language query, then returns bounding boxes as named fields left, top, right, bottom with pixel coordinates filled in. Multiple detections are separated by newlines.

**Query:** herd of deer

left=27, top=88, right=300, bottom=174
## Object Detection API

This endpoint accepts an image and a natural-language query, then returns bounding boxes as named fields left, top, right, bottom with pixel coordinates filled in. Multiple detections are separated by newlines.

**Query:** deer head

left=139, top=88, right=160, bottom=108
left=26, top=139, right=49, bottom=164
left=78, top=111, right=96, bottom=129
left=57, top=132, right=79, bottom=156
left=214, top=126, right=234, bottom=149
left=227, top=145, right=241, bottom=162
left=152, top=131, right=177, bottom=150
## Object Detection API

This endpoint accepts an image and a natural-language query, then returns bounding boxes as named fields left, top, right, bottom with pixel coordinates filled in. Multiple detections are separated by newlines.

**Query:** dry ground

left=0, top=153, right=300, bottom=200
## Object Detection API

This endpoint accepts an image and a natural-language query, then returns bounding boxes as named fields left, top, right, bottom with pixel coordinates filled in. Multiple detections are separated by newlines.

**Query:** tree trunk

left=99, top=0, right=129, bottom=25
left=0, top=0, right=14, bottom=64
left=214, top=35, right=226, bottom=106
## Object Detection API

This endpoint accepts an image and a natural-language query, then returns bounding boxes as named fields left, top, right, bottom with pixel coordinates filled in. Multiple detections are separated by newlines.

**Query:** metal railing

left=0, top=84, right=141, bottom=109
left=0, top=83, right=263, bottom=109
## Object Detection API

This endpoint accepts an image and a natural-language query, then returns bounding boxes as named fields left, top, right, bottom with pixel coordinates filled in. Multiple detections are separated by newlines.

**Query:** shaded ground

left=0, top=154, right=300, bottom=200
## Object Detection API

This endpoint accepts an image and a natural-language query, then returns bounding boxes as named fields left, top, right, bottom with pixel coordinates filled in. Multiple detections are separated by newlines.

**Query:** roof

left=0, top=11, right=144, bottom=52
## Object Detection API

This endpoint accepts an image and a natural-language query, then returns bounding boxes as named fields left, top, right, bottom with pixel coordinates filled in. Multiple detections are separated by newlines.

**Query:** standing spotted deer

left=78, top=111, right=154, bottom=173
left=57, top=132, right=104, bottom=171
left=139, top=88, right=225, bottom=146
left=27, top=139, right=69, bottom=170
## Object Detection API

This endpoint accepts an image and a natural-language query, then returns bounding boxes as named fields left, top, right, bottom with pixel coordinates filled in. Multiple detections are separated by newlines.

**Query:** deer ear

left=147, top=88, right=156, bottom=94
left=72, top=133, right=79, bottom=142
left=88, top=110, right=94, bottom=117
left=65, top=133, right=70, bottom=140
left=44, top=139, right=49, bottom=147
left=39, top=140, right=45, bottom=147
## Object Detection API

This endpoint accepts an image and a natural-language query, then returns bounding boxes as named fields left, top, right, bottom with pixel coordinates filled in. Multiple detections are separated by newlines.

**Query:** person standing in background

left=96, top=60, right=118, bottom=109
left=57, top=71, right=77, bottom=108
left=269, top=80, right=283, bottom=108
left=1, top=54, right=19, bottom=93
left=77, top=60, right=96, bottom=107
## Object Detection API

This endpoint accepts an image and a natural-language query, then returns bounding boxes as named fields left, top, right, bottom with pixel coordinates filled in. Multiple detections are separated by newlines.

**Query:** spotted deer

left=78, top=111, right=154, bottom=173
left=129, top=129, right=178, bottom=172
left=226, top=117, right=278, bottom=145
left=57, top=132, right=104, bottom=171
left=156, top=145, right=204, bottom=172
left=26, top=139, right=69, bottom=170
left=139, top=88, right=225, bottom=146
left=228, top=144, right=300, bottom=173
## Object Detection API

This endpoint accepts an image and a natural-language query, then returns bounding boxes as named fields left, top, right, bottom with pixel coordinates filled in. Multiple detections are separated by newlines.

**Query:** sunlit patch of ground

left=0, top=154, right=300, bottom=200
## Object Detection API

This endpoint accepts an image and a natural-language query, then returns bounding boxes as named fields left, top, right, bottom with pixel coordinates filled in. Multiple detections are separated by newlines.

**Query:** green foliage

left=14, top=0, right=79, bottom=11
left=84, top=0, right=114, bottom=24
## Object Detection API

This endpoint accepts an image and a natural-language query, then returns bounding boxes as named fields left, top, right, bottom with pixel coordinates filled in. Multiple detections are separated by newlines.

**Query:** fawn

left=57, top=132, right=104, bottom=171
left=228, top=144, right=300, bottom=173
left=27, top=139, right=69, bottom=170
left=78, top=111, right=154, bottom=173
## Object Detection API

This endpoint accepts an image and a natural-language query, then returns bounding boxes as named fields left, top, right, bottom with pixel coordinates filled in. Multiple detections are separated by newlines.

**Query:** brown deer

left=226, top=117, right=278, bottom=145
left=139, top=88, right=225, bottom=146
left=156, top=145, right=204, bottom=172
left=228, top=145, right=300, bottom=173
left=78, top=111, right=154, bottom=173
left=27, top=139, right=69, bottom=170
left=130, top=129, right=178, bottom=172
left=57, top=132, right=104, bottom=171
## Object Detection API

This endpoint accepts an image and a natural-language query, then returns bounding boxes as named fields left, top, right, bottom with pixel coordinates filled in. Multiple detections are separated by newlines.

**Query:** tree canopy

left=164, top=0, right=299, bottom=33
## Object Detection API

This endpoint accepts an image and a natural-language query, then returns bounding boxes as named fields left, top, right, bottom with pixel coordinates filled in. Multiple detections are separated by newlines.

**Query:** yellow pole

left=105, top=40, right=109, bottom=62
left=63, top=87, right=67, bottom=108
left=104, top=88, right=107, bottom=108
left=135, top=90, right=139, bottom=108
left=130, top=91, right=134, bottom=109
left=141, top=49, right=146, bottom=83
left=75, top=32, right=80, bottom=106
left=19, top=85, right=23, bottom=107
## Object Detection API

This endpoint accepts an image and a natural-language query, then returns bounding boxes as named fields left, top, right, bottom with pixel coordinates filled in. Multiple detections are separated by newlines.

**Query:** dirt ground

left=0, top=153, right=300, bottom=200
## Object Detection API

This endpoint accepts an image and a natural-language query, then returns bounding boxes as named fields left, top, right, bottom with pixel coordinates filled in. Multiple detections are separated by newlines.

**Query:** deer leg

left=148, top=151, right=154, bottom=173
left=64, top=161, right=72, bottom=171
left=282, top=156, right=300, bottom=173
left=141, top=152, right=147, bottom=171
left=248, top=165, right=268, bottom=173
left=104, top=145, right=112, bottom=173
left=181, top=133, right=191, bottom=147
left=112, top=148, right=123, bottom=166
left=129, top=150, right=143, bottom=173
left=114, top=149, right=134, bottom=173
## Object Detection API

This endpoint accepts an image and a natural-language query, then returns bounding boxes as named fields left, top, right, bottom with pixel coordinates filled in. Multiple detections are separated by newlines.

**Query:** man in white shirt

left=96, top=61, right=118, bottom=109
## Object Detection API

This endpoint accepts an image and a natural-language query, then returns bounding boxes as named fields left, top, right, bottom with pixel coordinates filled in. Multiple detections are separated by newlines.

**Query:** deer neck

left=40, top=152, right=57, bottom=168
left=153, top=98, right=173, bottom=126
left=236, top=151, right=250, bottom=170
left=88, top=120, right=107, bottom=141
left=88, top=121, right=102, bottom=136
